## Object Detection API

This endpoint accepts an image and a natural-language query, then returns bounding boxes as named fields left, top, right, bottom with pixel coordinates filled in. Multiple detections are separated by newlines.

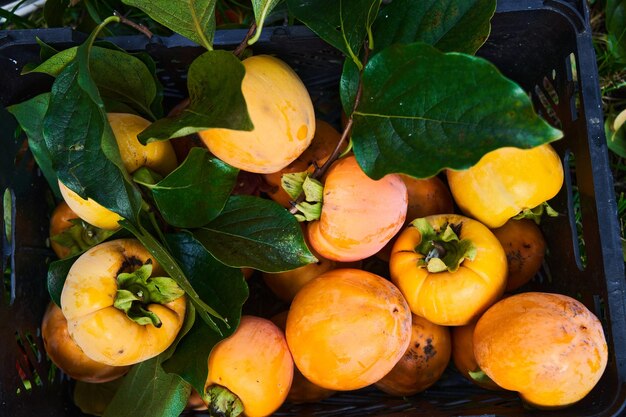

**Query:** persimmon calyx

left=512, top=201, right=559, bottom=224
left=51, top=219, right=115, bottom=257
left=411, top=218, right=476, bottom=273
left=469, top=369, right=497, bottom=386
left=114, top=262, right=184, bottom=327
left=282, top=171, right=324, bottom=222
left=203, top=385, right=244, bottom=417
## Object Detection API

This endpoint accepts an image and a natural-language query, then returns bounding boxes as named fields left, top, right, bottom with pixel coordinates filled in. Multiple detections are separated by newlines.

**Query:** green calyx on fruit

left=282, top=171, right=324, bottom=222
left=468, top=369, right=496, bottom=386
left=114, top=261, right=184, bottom=327
left=51, top=219, right=115, bottom=257
left=203, top=385, right=244, bottom=417
left=512, top=201, right=559, bottom=224
left=412, top=218, right=476, bottom=273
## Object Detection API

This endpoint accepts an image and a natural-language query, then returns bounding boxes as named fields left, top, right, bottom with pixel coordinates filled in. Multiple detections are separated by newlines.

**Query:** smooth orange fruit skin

left=375, top=314, right=451, bottom=396
left=199, top=55, right=315, bottom=174
left=107, top=113, right=178, bottom=176
left=205, top=316, right=294, bottom=417
left=286, top=268, right=412, bottom=391
left=491, top=218, right=547, bottom=291
left=447, top=144, right=564, bottom=228
left=307, top=156, right=407, bottom=262
left=270, top=311, right=335, bottom=404
left=264, top=119, right=343, bottom=208
left=390, top=214, right=507, bottom=326
left=451, top=320, right=502, bottom=391
left=474, top=292, right=608, bottom=408
left=42, top=303, right=129, bottom=383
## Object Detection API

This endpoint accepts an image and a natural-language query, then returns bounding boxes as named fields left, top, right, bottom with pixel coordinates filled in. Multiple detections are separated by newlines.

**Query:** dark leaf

left=44, top=0, right=69, bottom=27
left=372, top=0, right=496, bottom=55
left=121, top=0, right=217, bottom=49
left=47, top=254, right=80, bottom=307
left=194, top=195, right=317, bottom=272
left=102, top=356, right=190, bottom=417
left=27, top=46, right=159, bottom=120
left=151, top=148, right=239, bottom=228
left=74, top=378, right=124, bottom=417
left=345, top=42, right=563, bottom=179
left=607, top=0, right=626, bottom=63
left=42, top=19, right=143, bottom=223
left=138, top=50, right=252, bottom=143
left=163, top=232, right=248, bottom=394
left=286, top=0, right=381, bottom=69
left=7, top=93, right=61, bottom=198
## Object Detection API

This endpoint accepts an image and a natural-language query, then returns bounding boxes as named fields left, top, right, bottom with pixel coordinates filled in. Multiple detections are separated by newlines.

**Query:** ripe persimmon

left=199, top=55, right=315, bottom=174
left=286, top=268, right=412, bottom=391
left=42, top=303, right=129, bottom=383
left=451, top=320, right=502, bottom=390
left=270, top=311, right=335, bottom=404
left=491, top=218, right=546, bottom=291
left=307, top=156, right=407, bottom=262
left=204, top=316, right=293, bottom=417
left=375, top=314, right=451, bottom=396
left=474, top=292, right=608, bottom=408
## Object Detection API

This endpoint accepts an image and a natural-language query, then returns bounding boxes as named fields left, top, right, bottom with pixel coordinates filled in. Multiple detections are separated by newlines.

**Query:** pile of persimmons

left=41, top=54, right=607, bottom=417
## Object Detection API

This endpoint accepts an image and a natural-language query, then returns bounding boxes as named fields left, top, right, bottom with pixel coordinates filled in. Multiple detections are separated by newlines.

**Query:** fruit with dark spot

left=375, top=314, right=451, bottom=396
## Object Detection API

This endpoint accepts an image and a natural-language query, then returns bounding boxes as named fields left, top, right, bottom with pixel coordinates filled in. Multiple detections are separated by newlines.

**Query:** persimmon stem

left=113, top=11, right=153, bottom=39
left=233, top=23, right=257, bottom=58
left=289, top=42, right=370, bottom=215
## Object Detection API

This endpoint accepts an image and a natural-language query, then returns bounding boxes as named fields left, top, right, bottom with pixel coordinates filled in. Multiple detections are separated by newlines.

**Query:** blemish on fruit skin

left=297, top=125, right=308, bottom=140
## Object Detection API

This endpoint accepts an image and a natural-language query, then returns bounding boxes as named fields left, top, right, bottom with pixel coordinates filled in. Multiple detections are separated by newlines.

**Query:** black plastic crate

left=1, top=0, right=625, bottom=416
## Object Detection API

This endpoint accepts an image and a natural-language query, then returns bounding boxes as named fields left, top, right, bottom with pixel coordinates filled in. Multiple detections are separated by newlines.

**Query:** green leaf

left=37, top=37, right=60, bottom=61
left=607, top=0, right=626, bottom=63
left=151, top=148, right=239, bottom=228
left=50, top=218, right=116, bottom=257
left=42, top=17, right=143, bottom=223
left=372, top=0, right=496, bottom=55
left=347, top=42, right=563, bottom=179
left=74, top=378, right=125, bottom=417
left=6, top=93, right=61, bottom=198
left=250, top=0, right=283, bottom=45
left=121, top=0, right=216, bottom=50
left=27, top=46, right=159, bottom=120
left=162, top=232, right=248, bottom=394
left=194, top=195, right=317, bottom=272
left=138, top=50, right=253, bottom=143
left=48, top=254, right=80, bottom=307
left=103, top=356, right=191, bottom=417
left=287, top=0, right=381, bottom=69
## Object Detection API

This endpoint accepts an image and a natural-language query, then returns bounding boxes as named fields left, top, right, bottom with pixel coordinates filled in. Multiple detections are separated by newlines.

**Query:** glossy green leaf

left=372, top=0, right=495, bottom=55
left=27, top=46, right=159, bottom=120
left=7, top=93, right=61, bottom=198
left=74, top=378, right=124, bottom=417
left=607, top=0, right=626, bottom=63
left=37, top=37, right=59, bottom=61
left=162, top=232, right=248, bottom=394
left=250, top=0, right=282, bottom=44
left=194, top=195, right=317, bottom=272
left=151, top=148, right=239, bottom=228
left=287, top=0, right=381, bottom=69
left=47, top=254, right=79, bottom=307
left=138, top=50, right=253, bottom=143
left=346, top=42, right=563, bottom=179
left=102, top=356, right=191, bottom=417
left=121, top=0, right=216, bottom=50
left=42, top=17, right=143, bottom=223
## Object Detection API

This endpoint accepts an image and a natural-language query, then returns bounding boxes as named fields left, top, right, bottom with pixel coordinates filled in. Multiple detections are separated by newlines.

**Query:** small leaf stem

left=289, top=42, right=370, bottom=214
left=233, top=23, right=257, bottom=58
left=113, top=11, right=153, bottom=39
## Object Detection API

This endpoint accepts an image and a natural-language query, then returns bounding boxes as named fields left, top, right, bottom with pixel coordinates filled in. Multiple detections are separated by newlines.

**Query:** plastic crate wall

left=1, top=0, right=625, bottom=416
